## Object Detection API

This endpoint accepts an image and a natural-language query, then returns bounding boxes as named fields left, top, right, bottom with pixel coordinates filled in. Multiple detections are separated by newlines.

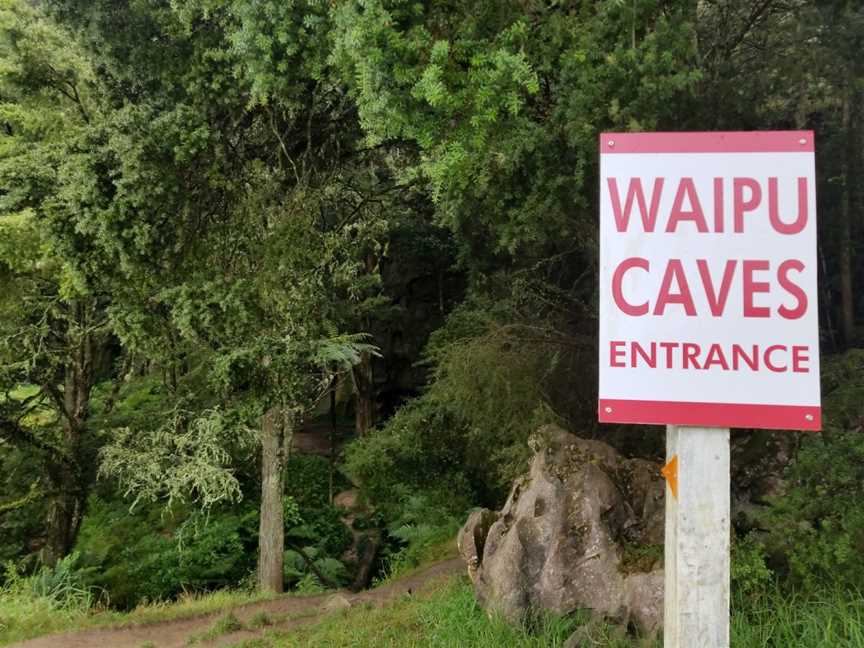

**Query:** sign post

left=597, top=132, right=821, bottom=647
left=663, top=425, right=729, bottom=647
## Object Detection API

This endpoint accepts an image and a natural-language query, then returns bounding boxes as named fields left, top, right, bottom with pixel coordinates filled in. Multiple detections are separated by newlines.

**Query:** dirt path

left=11, top=558, right=465, bottom=648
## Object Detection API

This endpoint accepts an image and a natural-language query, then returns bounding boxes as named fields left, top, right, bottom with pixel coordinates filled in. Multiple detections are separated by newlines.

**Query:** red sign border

left=598, top=399, right=821, bottom=431
left=598, top=130, right=821, bottom=431
left=599, top=130, right=815, bottom=154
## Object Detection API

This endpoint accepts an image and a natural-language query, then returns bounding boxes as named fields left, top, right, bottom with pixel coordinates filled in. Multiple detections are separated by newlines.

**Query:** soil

left=10, top=558, right=465, bottom=648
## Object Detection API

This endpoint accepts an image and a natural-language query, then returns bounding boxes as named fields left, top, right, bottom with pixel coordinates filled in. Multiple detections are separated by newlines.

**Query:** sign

left=598, top=132, right=820, bottom=431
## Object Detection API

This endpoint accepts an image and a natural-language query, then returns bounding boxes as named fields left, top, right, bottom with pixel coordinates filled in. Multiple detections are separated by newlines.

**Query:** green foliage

left=346, top=276, right=591, bottom=514
left=422, top=280, right=588, bottom=494
left=762, top=350, right=864, bottom=591
left=231, top=640, right=270, bottom=648
left=0, top=572, right=275, bottom=646
left=343, top=396, right=476, bottom=514
left=276, top=577, right=588, bottom=647
left=282, top=496, right=353, bottom=591
left=298, top=506, right=353, bottom=557
left=6, top=570, right=864, bottom=648
left=283, top=495, right=302, bottom=529
left=2, top=553, right=94, bottom=611
left=0, top=0, right=115, bottom=567
left=99, top=407, right=258, bottom=511
left=0, top=553, right=95, bottom=643
left=74, top=497, right=258, bottom=609
left=377, top=495, right=461, bottom=581
left=620, top=543, right=663, bottom=575
left=731, top=535, right=774, bottom=599
left=731, top=587, right=864, bottom=647
left=285, top=455, right=345, bottom=509
left=0, top=446, right=46, bottom=563
left=282, top=546, right=349, bottom=592
left=247, top=611, right=273, bottom=629
left=0, top=1, right=862, bottom=639
left=333, top=0, right=700, bottom=260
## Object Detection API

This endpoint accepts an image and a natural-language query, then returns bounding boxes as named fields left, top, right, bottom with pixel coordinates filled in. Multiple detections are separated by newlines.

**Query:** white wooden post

left=663, top=425, right=730, bottom=648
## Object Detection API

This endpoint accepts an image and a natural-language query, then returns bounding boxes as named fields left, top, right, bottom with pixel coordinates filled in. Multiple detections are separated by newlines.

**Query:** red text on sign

left=607, top=176, right=809, bottom=235
left=609, top=340, right=811, bottom=373
left=611, top=258, right=807, bottom=319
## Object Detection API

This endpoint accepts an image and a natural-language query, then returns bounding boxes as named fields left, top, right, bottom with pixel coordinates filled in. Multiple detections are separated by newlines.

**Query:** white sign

left=598, top=132, right=820, bottom=430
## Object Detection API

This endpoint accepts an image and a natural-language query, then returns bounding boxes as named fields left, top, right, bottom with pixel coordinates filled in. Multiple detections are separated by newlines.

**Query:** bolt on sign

left=598, top=132, right=821, bottom=431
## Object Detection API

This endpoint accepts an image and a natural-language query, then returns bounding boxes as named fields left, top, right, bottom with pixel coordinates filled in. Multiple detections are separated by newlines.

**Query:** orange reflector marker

left=662, top=454, right=678, bottom=500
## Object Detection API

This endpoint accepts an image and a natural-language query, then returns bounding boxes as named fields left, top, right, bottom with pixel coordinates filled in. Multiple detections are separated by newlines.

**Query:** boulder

left=622, top=570, right=664, bottom=635
left=458, top=424, right=664, bottom=636
left=457, top=508, right=499, bottom=583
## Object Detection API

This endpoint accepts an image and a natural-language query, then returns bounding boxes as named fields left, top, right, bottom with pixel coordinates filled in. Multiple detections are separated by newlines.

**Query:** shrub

left=763, top=349, right=864, bottom=591
left=285, top=455, right=349, bottom=509
left=0, top=447, right=46, bottom=566
left=343, top=397, right=477, bottom=518
left=248, top=611, right=273, bottom=628
left=375, top=493, right=462, bottom=581
left=74, top=497, right=258, bottom=608
left=2, top=553, right=95, bottom=611
left=0, top=554, right=96, bottom=643
left=299, top=505, right=353, bottom=556
left=283, top=497, right=352, bottom=591
left=731, top=535, right=773, bottom=598
left=283, top=547, right=350, bottom=591
left=345, top=279, right=588, bottom=519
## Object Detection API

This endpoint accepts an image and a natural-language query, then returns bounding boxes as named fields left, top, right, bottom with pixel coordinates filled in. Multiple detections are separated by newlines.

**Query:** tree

left=36, top=0, right=390, bottom=590
left=693, top=0, right=864, bottom=348
left=332, top=0, right=700, bottom=268
left=0, top=0, right=114, bottom=564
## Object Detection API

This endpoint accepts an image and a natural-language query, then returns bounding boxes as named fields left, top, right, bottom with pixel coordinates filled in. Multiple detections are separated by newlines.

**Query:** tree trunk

left=350, top=531, right=381, bottom=592
left=44, top=464, right=85, bottom=566
left=329, top=381, right=337, bottom=504
left=352, top=352, right=374, bottom=436
left=258, top=406, right=288, bottom=593
left=840, top=90, right=857, bottom=347
left=44, top=301, right=94, bottom=565
left=353, top=251, right=378, bottom=437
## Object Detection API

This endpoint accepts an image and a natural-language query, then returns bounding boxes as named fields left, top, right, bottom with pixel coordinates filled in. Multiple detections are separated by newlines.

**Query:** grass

left=229, top=640, right=271, bottom=648
left=731, top=588, right=864, bottom=647
left=230, top=577, right=864, bottom=648
left=5, top=558, right=864, bottom=648
left=248, top=611, right=274, bottom=629
left=252, top=577, right=596, bottom=648
left=0, top=585, right=277, bottom=646
left=187, top=612, right=245, bottom=644
left=374, top=537, right=459, bottom=586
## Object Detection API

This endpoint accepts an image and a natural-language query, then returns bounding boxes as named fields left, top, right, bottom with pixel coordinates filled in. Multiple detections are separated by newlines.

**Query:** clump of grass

left=271, top=575, right=864, bottom=648
left=0, top=554, right=98, bottom=645
left=248, top=611, right=274, bottom=629
left=274, top=576, right=585, bottom=647
left=126, top=589, right=275, bottom=626
left=138, top=642, right=156, bottom=648
left=732, top=587, right=864, bottom=647
left=0, top=583, right=276, bottom=646
left=188, top=612, right=245, bottom=644
left=229, top=639, right=272, bottom=648
left=374, top=537, right=459, bottom=586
